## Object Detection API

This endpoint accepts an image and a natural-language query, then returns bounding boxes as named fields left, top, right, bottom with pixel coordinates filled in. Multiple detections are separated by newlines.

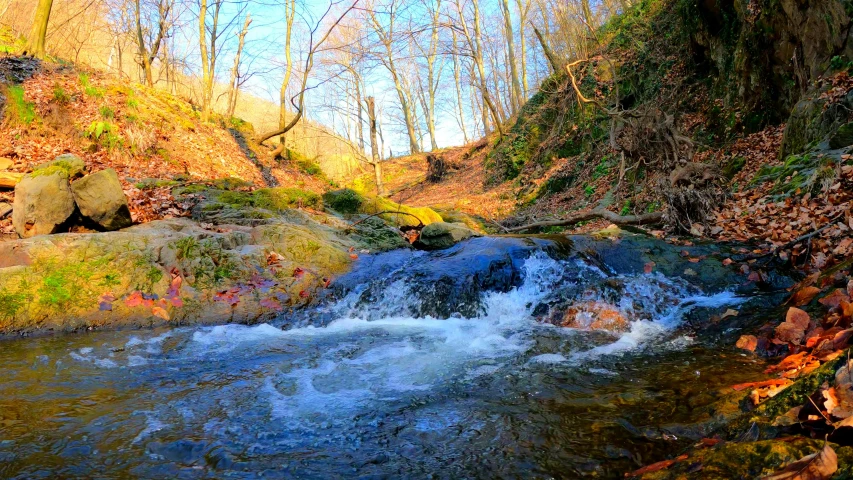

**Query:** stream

left=0, top=235, right=775, bottom=478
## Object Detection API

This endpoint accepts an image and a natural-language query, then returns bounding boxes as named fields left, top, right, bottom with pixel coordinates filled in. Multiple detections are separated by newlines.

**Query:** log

left=506, top=208, right=663, bottom=233
left=0, top=172, right=24, bottom=189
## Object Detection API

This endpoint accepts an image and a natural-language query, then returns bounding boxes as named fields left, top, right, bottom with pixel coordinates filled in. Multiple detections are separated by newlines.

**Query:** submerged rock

left=12, top=169, right=76, bottom=238
left=70, top=168, right=133, bottom=231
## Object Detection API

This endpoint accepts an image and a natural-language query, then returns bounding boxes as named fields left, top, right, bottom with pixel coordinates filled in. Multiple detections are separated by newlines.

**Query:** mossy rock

left=218, top=187, right=323, bottom=213
left=324, top=188, right=443, bottom=227
left=33, top=154, right=86, bottom=179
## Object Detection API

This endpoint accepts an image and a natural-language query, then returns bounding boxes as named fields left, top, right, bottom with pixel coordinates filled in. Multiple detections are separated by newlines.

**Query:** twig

left=746, top=211, right=848, bottom=261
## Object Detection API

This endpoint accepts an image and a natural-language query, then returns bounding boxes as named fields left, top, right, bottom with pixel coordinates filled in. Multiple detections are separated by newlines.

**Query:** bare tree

left=367, top=0, right=421, bottom=154
left=134, top=0, right=172, bottom=86
left=256, top=0, right=360, bottom=145
left=225, top=12, right=251, bottom=118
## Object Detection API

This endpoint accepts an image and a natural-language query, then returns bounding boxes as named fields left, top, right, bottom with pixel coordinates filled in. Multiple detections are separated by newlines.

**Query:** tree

left=277, top=0, right=295, bottom=153
left=453, top=0, right=504, bottom=138
left=256, top=0, right=360, bottom=144
left=366, top=96, right=385, bottom=196
left=367, top=0, right=421, bottom=155
left=134, top=0, right=173, bottom=86
left=225, top=13, right=251, bottom=118
left=25, top=0, right=54, bottom=59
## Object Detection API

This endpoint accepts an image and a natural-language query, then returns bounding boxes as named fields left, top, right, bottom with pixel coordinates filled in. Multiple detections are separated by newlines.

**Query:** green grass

left=85, top=121, right=122, bottom=150
left=52, top=86, right=71, bottom=104
left=4, top=85, right=37, bottom=125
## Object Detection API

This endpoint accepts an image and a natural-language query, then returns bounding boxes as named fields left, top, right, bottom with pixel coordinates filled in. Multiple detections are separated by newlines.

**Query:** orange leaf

left=786, top=307, right=811, bottom=330
left=736, top=335, right=758, bottom=352
left=151, top=306, right=170, bottom=320
left=790, top=286, right=821, bottom=307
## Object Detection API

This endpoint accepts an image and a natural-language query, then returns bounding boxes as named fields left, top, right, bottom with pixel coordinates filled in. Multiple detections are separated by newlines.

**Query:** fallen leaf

left=151, top=306, right=170, bottom=320
left=644, top=261, right=655, bottom=274
left=791, top=286, right=821, bottom=307
left=722, top=258, right=733, bottom=266
left=787, top=307, right=811, bottom=330
left=124, top=291, right=144, bottom=307
left=259, top=297, right=282, bottom=310
left=736, top=334, right=758, bottom=352
left=732, top=378, right=792, bottom=391
left=820, top=289, right=851, bottom=309
left=761, top=443, right=836, bottom=480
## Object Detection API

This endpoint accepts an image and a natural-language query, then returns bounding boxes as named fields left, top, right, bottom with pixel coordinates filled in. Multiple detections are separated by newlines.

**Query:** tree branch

left=506, top=208, right=663, bottom=233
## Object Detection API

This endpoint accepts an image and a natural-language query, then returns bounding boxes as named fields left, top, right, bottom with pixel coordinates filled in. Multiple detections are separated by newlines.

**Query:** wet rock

left=34, top=153, right=86, bottom=179
left=71, top=168, right=133, bottom=231
left=12, top=170, right=76, bottom=238
left=414, top=221, right=479, bottom=250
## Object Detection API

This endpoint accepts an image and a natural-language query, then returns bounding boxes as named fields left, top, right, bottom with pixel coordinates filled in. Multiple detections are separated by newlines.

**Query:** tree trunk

left=366, top=96, right=385, bottom=196
left=279, top=0, right=295, bottom=150
left=499, top=0, right=522, bottom=113
left=532, top=25, right=560, bottom=73
left=451, top=29, right=469, bottom=144
left=226, top=13, right=251, bottom=119
left=26, top=0, right=53, bottom=59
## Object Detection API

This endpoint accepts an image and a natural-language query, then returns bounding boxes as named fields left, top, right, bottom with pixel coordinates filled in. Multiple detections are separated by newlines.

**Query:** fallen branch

left=348, top=210, right=425, bottom=229
left=0, top=172, right=24, bottom=189
left=506, top=208, right=663, bottom=233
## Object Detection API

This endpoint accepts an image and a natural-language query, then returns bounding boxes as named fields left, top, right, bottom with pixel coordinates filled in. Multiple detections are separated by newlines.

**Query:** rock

left=0, top=157, right=13, bottom=170
left=70, top=168, right=133, bottom=231
left=12, top=170, right=77, bottom=238
left=35, top=153, right=86, bottom=179
left=415, top=221, right=479, bottom=250
left=0, top=202, right=11, bottom=218
left=829, top=122, right=853, bottom=149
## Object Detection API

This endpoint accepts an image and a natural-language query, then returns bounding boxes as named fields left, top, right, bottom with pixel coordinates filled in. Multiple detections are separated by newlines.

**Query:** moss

left=323, top=188, right=363, bottom=214
left=28, top=165, right=70, bottom=179
left=136, top=178, right=180, bottom=190
left=217, top=187, right=322, bottom=213
left=4, top=85, right=37, bottom=125
left=723, top=351, right=848, bottom=440
left=323, top=188, right=442, bottom=227
left=721, top=156, right=746, bottom=179
left=210, top=177, right=253, bottom=191
left=751, top=152, right=841, bottom=196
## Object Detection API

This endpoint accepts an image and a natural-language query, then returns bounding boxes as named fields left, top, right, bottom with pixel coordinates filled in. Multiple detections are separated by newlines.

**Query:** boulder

left=415, top=221, right=479, bottom=250
left=12, top=171, right=76, bottom=238
left=35, top=153, right=86, bottom=179
left=70, top=168, right=133, bottom=231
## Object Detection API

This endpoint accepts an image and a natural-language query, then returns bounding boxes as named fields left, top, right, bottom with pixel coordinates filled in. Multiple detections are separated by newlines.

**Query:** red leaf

left=124, top=291, right=144, bottom=307
left=293, top=267, right=305, bottom=278
left=259, top=297, right=282, bottom=310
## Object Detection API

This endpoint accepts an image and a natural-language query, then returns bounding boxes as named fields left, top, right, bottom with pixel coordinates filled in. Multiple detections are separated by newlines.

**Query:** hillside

left=0, top=54, right=336, bottom=239
left=349, top=0, right=853, bottom=273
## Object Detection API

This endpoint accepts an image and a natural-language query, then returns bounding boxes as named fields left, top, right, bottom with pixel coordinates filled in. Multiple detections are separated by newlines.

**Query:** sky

left=168, top=0, right=548, bottom=156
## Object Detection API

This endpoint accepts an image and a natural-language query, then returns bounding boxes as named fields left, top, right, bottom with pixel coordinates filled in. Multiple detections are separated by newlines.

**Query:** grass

left=4, top=85, right=37, bottom=125
left=53, top=86, right=71, bottom=104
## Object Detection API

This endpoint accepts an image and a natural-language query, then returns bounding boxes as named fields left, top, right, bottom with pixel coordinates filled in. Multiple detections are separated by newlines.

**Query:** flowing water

left=0, top=237, right=769, bottom=478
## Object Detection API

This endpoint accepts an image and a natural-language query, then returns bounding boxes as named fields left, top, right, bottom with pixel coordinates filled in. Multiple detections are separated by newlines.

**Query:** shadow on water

left=0, top=234, right=777, bottom=479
